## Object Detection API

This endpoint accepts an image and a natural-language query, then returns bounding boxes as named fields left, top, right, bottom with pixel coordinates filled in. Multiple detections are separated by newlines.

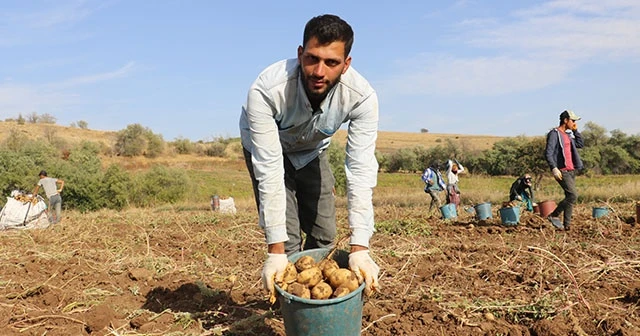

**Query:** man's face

left=297, top=37, right=351, bottom=102
left=564, top=118, right=578, bottom=130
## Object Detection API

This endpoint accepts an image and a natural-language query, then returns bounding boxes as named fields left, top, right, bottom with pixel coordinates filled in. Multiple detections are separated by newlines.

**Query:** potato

left=332, top=286, right=351, bottom=298
left=327, top=268, right=355, bottom=289
left=286, top=282, right=310, bottom=299
left=318, top=259, right=339, bottom=279
left=282, top=262, right=298, bottom=284
left=297, top=266, right=323, bottom=288
left=340, top=271, right=360, bottom=292
left=310, top=281, right=332, bottom=300
left=295, top=256, right=316, bottom=272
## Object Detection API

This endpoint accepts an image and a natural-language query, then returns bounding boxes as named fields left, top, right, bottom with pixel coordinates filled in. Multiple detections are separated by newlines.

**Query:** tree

left=26, top=112, right=39, bottom=123
left=38, top=113, right=56, bottom=124
left=581, top=122, right=608, bottom=147
left=77, top=120, right=89, bottom=129
left=114, top=124, right=147, bottom=157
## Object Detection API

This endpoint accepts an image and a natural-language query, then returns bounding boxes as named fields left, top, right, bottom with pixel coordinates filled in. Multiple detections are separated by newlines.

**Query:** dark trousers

left=551, top=170, right=578, bottom=227
left=243, top=148, right=336, bottom=255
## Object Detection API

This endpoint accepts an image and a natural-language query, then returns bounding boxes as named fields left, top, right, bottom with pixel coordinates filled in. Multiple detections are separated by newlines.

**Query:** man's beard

left=301, top=70, right=341, bottom=103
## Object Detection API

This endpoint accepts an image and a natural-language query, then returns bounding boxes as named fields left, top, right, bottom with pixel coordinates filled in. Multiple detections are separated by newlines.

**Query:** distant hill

left=0, top=121, right=509, bottom=156
left=0, top=121, right=117, bottom=148
left=333, top=130, right=506, bottom=154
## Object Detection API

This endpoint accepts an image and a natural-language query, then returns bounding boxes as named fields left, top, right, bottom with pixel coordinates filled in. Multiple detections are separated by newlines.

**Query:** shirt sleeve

left=345, top=92, right=379, bottom=248
left=244, top=78, right=289, bottom=245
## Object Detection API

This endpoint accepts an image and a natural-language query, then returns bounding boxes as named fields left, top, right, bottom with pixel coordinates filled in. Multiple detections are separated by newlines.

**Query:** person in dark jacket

left=509, top=174, right=535, bottom=211
left=544, top=110, right=584, bottom=230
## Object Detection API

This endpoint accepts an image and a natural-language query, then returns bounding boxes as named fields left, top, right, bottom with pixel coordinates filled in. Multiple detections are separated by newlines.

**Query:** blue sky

left=1, top=0, right=639, bottom=141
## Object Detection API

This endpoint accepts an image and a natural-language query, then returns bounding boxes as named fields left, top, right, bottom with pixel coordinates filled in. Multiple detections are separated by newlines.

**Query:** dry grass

left=333, top=129, right=508, bottom=154
left=0, top=121, right=117, bottom=147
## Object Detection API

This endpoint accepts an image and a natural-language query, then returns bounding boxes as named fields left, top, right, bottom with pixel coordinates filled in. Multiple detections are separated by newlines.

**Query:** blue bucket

left=474, top=202, right=493, bottom=220
left=592, top=207, right=609, bottom=219
left=499, top=206, right=520, bottom=226
left=440, top=203, right=457, bottom=219
left=275, top=248, right=365, bottom=336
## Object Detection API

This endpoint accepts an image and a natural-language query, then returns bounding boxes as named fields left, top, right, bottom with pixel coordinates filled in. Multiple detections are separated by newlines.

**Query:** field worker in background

left=32, top=170, right=65, bottom=224
left=545, top=110, right=584, bottom=231
left=421, top=162, right=446, bottom=214
left=239, top=14, right=380, bottom=299
left=509, top=174, right=535, bottom=211
left=445, top=159, right=464, bottom=207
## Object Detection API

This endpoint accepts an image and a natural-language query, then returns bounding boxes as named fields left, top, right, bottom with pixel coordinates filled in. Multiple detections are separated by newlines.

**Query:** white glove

left=262, top=253, right=289, bottom=302
left=552, top=167, right=563, bottom=181
left=348, top=250, right=380, bottom=295
left=515, top=195, right=522, bottom=201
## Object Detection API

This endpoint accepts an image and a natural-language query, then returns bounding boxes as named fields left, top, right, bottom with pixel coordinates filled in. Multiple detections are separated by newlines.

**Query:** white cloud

left=0, top=84, right=77, bottom=117
left=385, top=0, right=640, bottom=96
left=382, top=55, right=570, bottom=96
left=53, top=61, right=136, bottom=88
left=0, top=61, right=134, bottom=117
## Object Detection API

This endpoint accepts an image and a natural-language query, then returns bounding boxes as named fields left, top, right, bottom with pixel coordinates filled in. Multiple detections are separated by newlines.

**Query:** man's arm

left=344, top=91, right=379, bottom=250
left=56, top=179, right=65, bottom=193
left=244, top=79, right=288, bottom=248
left=32, top=185, right=40, bottom=195
left=573, top=129, right=584, bottom=148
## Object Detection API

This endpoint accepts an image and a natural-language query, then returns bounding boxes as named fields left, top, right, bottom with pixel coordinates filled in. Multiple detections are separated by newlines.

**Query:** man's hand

left=552, top=167, right=563, bottom=181
left=348, top=250, right=380, bottom=295
left=262, top=253, right=289, bottom=303
left=515, top=195, right=522, bottom=201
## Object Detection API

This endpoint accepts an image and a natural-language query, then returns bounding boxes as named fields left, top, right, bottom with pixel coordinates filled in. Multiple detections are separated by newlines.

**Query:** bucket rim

left=274, top=248, right=365, bottom=306
left=475, top=202, right=491, bottom=207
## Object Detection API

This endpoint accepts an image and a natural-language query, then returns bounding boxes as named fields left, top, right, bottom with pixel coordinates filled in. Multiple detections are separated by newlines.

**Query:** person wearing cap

left=544, top=110, right=584, bottom=230
left=32, top=170, right=65, bottom=224
left=509, top=174, right=535, bottom=211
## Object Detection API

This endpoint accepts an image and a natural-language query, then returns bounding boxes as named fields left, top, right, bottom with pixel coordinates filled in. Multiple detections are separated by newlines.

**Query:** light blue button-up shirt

left=240, top=58, right=379, bottom=247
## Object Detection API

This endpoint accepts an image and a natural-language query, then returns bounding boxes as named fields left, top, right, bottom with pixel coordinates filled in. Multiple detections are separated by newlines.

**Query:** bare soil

left=0, top=203, right=638, bottom=335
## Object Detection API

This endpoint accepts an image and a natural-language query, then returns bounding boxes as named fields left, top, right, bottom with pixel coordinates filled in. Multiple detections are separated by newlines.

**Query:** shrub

left=38, top=113, right=56, bottom=124
left=77, top=120, right=89, bottom=129
left=205, top=142, right=226, bottom=157
left=172, top=137, right=195, bottom=154
left=328, top=141, right=347, bottom=196
left=144, top=131, right=164, bottom=158
left=58, top=141, right=104, bottom=211
left=131, top=166, right=189, bottom=207
left=101, top=164, right=132, bottom=209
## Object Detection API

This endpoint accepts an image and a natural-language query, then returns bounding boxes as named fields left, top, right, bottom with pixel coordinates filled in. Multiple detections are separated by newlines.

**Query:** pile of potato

left=277, top=255, right=360, bottom=300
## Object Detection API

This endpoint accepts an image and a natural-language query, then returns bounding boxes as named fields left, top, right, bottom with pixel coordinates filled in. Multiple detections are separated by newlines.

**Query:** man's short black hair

left=39, top=170, right=47, bottom=177
left=303, top=14, right=354, bottom=56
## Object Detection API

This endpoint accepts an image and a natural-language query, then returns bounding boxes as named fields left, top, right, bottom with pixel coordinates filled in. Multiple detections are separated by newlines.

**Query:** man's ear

left=297, top=45, right=303, bottom=59
left=342, top=56, right=352, bottom=74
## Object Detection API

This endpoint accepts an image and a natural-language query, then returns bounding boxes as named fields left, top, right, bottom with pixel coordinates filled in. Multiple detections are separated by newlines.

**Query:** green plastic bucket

left=440, top=203, right=457, bottom=219
left=592, top=207, right=609, bottom=218
left=474, top=202, right=493, bottom=220
left=498, top=206, right=520, bottom=226
left=275, top=248, right=365, bottom=336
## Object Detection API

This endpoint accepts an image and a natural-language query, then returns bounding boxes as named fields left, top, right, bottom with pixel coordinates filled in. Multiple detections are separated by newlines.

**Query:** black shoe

left=564, top=224, right=570, bottom=231
left=547, top=216, right=564, bottom=230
